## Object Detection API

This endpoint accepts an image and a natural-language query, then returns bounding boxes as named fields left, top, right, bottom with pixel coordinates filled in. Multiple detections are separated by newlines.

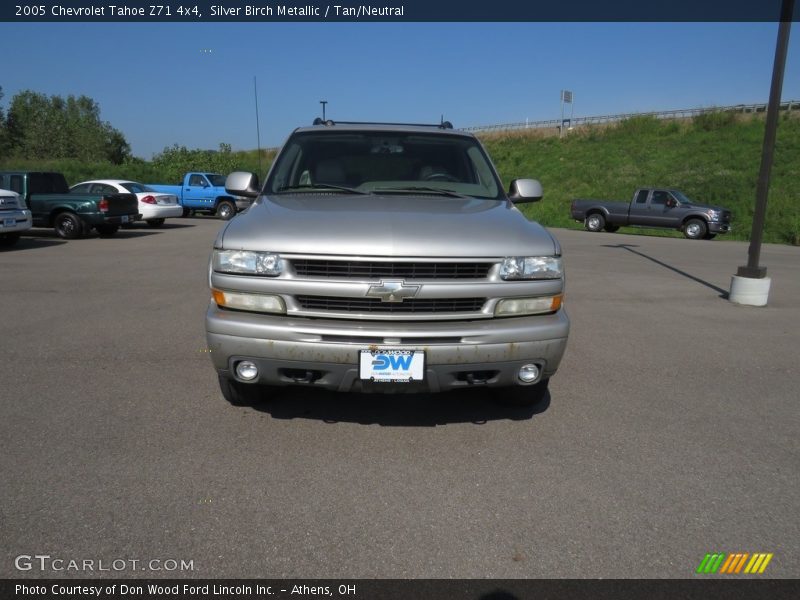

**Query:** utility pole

left=254, top=76, right=262, bottom=176
left=729, top=0, right=794, bottom=306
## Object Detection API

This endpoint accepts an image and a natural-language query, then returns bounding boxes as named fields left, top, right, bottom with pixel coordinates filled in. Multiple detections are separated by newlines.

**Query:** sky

left=1, top=21, right=798, bottom=159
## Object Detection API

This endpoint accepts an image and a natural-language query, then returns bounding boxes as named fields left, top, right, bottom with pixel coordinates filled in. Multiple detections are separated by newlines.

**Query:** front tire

left=218, top=375, right=269, bottom=405
left=497, top=378, right=550, bottom=407
left=146, top=218, right=165, bottom=228
left=216, top=200, right=236, bottom=221
left=585, top=213, right=606, bottom=232
left=683, top=218, right=708, bottom=240
left=54, top=212, right=85, bottom=239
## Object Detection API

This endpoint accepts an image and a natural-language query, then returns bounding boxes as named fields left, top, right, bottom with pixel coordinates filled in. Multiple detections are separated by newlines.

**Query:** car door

left=184, top=174, right=214, bottom=208
left=648, top=190, right=676, bottom=227
left=627, top=189, right=651, bottom=225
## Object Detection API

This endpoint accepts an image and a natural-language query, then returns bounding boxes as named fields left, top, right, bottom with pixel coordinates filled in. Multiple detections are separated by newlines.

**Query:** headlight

left=495, top=295, right=563, bottom=316
left=212, top=289, right=285, bottom=313
left=706, top=209, right=721, bottom=220
left=500, top=256, right=562, bottom=280
left=213, top=250, right=282, bottom=276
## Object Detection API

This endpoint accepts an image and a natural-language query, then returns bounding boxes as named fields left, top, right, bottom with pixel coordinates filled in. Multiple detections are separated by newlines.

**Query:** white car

left=70, top=179, right=182, bottom=227
left=0, top=188, right=32, bottom=247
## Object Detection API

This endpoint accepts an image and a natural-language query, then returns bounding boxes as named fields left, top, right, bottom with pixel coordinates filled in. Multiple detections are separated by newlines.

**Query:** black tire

left=181, top=207, right=191, bottom=218
left=54, top=212, right=85, bottom=239
left=95, top=224, right=119, bottom=237
left=585, top=213, right=606, bottom=232
left=497, top=378, right=550, bottom=407
left=146, top=218, right=165, bottom=228
left=604, top=225, right=620, bottom=233
left=216, top=200, right=236, bottom=221
left=0, top=233, right=20, bottom=247
left=683, top=218, right=708, bottom=240
left=703, top=233, right=717, bottom=240
left=218, top=375, right=268, bottom=405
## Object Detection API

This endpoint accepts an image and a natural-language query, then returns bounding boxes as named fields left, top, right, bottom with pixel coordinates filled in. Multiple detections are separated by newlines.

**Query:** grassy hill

left=484, top=111, right=800, bottom=244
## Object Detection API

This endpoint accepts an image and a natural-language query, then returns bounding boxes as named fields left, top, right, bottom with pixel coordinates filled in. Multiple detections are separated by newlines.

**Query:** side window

left=651, top=191, right=668, bottom=205
left=635, top=190, right=649, bottom=204
left=71, top=183, right=91, bottom=194
left=189, top=175, right=205, bottom=187
left=10, top=175, right=23, bottom=194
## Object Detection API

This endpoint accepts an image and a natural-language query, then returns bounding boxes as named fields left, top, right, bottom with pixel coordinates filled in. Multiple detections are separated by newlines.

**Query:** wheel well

left=215, top=196, right=235, bottom=206
left=48, top=208, right=77, bottom=226
left=682, top=215, right=709, bottom=227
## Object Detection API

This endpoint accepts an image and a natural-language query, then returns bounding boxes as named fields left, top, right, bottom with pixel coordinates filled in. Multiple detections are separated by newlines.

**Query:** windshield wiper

left=276, top=184, right=370, bottom=195
left=373, top=186, right=467, bottom=198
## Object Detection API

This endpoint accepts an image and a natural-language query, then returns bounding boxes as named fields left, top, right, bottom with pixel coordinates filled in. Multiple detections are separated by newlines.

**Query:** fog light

left=236, top=361, right=259, bottom=381
left=518, top=364, right=540, bottom=383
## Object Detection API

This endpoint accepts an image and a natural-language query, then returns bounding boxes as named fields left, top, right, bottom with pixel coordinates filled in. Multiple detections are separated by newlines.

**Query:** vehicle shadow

left=602, top=243, right=729, bottom=298
left=123, top=222, right=196, bottom=230
left=4, top=237, right=67, bottom=250
left=232, top=386, right=550, bottom=426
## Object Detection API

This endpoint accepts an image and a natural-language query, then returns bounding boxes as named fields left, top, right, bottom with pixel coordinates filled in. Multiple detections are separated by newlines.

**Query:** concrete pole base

left=729, top=275, right=772, bottom=306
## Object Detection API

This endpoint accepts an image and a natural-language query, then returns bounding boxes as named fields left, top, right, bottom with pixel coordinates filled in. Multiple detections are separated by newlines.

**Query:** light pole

left=729, top=0, right=794, bottom=306
left=320, top=100, right=328, bottom=121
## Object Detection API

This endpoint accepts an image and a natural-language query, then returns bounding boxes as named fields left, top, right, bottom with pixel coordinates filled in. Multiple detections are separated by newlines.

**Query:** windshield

left=672, top=191, right=695, bottom=204
left=207, top=174, right=226, bottom=186
left=265, top=130, right=502, bottom=199
left=121, top=182, right=155, bottom=194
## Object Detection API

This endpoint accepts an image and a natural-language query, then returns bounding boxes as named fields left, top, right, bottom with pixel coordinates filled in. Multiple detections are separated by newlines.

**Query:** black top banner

left=1, top=0, right=798, bottom=22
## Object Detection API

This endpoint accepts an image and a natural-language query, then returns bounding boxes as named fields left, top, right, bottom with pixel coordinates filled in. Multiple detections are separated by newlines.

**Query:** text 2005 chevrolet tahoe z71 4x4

left=206, top=120, right=569, bottom=406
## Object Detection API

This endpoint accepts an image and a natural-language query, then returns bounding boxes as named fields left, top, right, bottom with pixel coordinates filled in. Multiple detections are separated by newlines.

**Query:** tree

left=5, top=89, right=130, bottom=163
left=0, top=86, right=9, bottom=160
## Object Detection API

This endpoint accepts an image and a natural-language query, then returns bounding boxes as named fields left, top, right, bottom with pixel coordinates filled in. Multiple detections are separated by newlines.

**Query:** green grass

left=484, top=112, right=800, bottom=245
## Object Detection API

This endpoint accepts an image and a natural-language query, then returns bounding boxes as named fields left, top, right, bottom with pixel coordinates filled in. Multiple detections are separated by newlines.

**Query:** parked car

left=0, top=171, right=139, bottom=239
left=0, top=188, right=32, bottom=247
left=206, top=119, right=570, bottom=407
left=147, top=172, right=251, bottom=220
left=570, top=188, right=732, bottom=239
left=70, top=180, right=182, bottom=227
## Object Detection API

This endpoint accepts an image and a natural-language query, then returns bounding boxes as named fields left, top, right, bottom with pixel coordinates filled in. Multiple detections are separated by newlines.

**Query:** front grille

left=296, top=295, right=486, bottom=313
left=292, top=259, right=491, bottom=279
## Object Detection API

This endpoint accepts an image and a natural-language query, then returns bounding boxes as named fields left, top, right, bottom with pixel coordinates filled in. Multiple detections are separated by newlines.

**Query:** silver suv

left=206, top=121, right=569, bottom=406
left=0, top=188, right=32, bottom=247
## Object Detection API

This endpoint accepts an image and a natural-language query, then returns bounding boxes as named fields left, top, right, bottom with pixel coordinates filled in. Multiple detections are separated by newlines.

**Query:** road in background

left=1, top=221, right=797, bottom=578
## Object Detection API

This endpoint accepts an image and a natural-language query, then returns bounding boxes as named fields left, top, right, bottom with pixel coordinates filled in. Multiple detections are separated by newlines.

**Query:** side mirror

left=508, top=178, right=543, bottom=203
left=226, top=171, right=260, bottom=198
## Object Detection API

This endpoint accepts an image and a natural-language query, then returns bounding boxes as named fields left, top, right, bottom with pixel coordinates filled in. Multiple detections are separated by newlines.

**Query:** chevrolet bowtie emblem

left=365, top=280, right=420, bottom=302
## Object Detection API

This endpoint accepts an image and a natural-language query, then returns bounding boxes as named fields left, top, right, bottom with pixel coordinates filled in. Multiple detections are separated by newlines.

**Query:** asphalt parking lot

left=1, top=219, right=798, bottom=579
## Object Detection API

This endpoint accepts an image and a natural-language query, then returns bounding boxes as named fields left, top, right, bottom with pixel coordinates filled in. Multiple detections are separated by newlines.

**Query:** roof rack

left=312, top=118, right=454, bottom=129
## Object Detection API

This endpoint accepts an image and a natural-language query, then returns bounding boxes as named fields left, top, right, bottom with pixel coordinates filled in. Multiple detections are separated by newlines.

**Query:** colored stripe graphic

left=698, top=552, right=773, bottom=574
left=697, top=553, right=726, bottom=574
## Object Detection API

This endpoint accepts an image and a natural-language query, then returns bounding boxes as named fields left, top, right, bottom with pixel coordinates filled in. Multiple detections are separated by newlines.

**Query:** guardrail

left=462, top=100, right=797, bottom=134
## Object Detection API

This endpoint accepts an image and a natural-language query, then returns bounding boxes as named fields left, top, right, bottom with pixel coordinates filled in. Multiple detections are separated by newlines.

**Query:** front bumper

left=708, top=221, right=731, bottom=234
left=205, top=304, right=570, bottom=393
left=0, top=209, right=32, bottom=234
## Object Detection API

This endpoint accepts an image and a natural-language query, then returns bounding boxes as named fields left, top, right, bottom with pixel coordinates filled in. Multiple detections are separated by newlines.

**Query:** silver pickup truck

left=571, top=187, right=733, bottom=240
left=205, top=120, right=569, bottom=406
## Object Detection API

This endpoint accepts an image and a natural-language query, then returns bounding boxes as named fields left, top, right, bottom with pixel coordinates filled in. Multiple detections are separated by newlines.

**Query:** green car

left=0, top=171, right=140, bottom=239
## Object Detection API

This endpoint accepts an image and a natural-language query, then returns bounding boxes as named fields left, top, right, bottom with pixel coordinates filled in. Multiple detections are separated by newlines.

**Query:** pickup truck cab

left=206, top=120, right=570, bottom=407
left=570, top=188, right=732, bottom=239
left=0, top=171, right=140, bottom=239
left=0, top=188, right=32, bottom=247
left=148, top=172, right=249, bottom=220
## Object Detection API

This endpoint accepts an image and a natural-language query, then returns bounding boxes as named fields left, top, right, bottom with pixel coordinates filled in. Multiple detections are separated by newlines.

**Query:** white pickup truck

left=0, top=188, right=32, bottom=247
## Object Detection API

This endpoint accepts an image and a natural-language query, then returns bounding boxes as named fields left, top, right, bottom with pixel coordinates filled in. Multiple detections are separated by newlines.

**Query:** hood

left=217, top=193, right=558, bottom=258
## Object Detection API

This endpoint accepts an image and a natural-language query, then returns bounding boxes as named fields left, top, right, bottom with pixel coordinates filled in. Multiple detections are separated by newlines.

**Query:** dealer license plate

left=121, top=215, right=129, bottom=223
left=2, top=218, right=14, bottom=227
left=359, top=349, right=425, bottom=382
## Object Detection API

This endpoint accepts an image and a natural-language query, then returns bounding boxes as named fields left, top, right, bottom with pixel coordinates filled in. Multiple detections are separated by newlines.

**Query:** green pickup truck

left=0, top=171, right=140, bottom=239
